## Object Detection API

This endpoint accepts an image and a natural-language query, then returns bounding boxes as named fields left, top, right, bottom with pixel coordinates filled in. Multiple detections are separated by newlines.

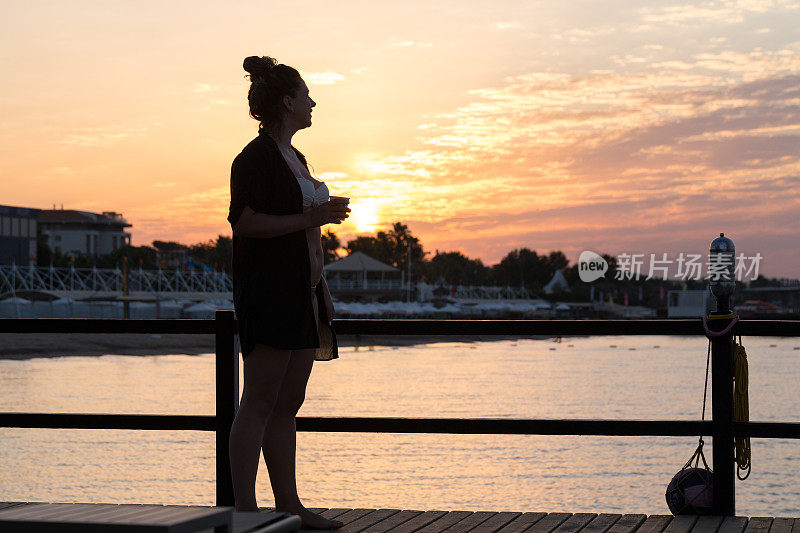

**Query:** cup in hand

left=328, top=196, right=350, bottom=222
left=329, top=195, right=350, bottom=206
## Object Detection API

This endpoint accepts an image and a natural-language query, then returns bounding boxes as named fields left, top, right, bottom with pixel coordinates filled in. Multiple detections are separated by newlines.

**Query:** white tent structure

left=543, top=270, right=570, bottom=294
left=183, top=301, right=218, bottom=319
left=323, top=251, right=402, bottom=293
left=48, top=297, right=75, bottom=318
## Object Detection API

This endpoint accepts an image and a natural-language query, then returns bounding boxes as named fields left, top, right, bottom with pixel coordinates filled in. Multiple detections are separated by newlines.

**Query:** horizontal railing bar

left=731, top=320, right=800, bottom=336
left=299, top=417, right=800, bottom=438
left=331, top=319, right=800, bottom=337
left=297, top=417, right=717, bottom=436
left=3, top=414, right=799, bottom=439
left=0, top=318, right=215, bottom=334
left=734, top=421, right=800, bottom=439
left=0, top=413, right=215, bottom=431
left=1, top=318, right=798, bottom=336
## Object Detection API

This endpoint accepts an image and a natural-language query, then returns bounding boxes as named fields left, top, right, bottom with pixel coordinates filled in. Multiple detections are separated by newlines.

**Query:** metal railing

left=0, top=264, right=231, bottom=294
left=1, top=313, right=799, bottom=514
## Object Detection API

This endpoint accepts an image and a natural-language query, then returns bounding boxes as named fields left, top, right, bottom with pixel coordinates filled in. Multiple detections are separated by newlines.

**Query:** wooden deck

left=274, top=509, right=798, bottom=533
left=2, top=504, right=797, bottom=533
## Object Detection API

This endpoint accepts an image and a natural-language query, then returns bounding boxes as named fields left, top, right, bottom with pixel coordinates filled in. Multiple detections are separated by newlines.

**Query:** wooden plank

left=690, top=515, right=723, bottom=533
left=580, top=514, right=621, bottom=533
left=413, top=511, right=476, bottom=533
left=358, top=510, right=423, bottom=533
left=100, top=505, right=213, bottom=525
left=636, top=515, right=673, bottom=533
left=0, top=503, right=26, bottom=511
left=15, top=503, right=179, bottom=525
left=769, top=519, right=794, bottom=533
left=663, top=515, right=698, bottom=533
left=0, top=503, right=118, bottom=521
left=50, top=505, right=155, bottom=524
left=319, top=508, right=358, bottom=520
left=174, top=509, right=235, bottom=533
left=83, top=505, right=202, bottom=524
left=340, top=509, right=401, bottom=532
left=468, top=512, right=521, bottom=533
left=383, top=510, right=450, bottom=533
left=440, top=511, right=497, bottom=532
left=225, top=511, right=299, bottom=533
left=0, top=502, right=232, bottom=532
left=320, top=508, right=377, bottom=527
left=495, top=512, right=547, bottom=533
left=718, top=516, right=748, bottom=533
left=745, top=518, right=773, bottom=533
left=247, top=516, right=302, bottom=533
left=605, top=514, right=646, bottom=533
left=524, top=513, right=572, bottom=533
left=268, top=507, right=343, bottom=517
left=0, top=503, right=66, bottom=520
left=552, top=513, right=597, bottom=533
left=791, top=519, right=800, bottom=533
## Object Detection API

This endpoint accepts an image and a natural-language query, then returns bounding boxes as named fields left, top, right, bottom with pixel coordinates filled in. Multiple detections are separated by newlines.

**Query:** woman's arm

left=320, top=275, right=335, bottom=319
left=234, top=206, right=311, bottom=238
left=234, top=203, right=349, bottom=239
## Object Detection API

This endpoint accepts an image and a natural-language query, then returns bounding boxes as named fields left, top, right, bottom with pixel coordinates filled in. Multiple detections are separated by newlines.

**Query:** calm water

left=1, top=335, right=798, bottom=515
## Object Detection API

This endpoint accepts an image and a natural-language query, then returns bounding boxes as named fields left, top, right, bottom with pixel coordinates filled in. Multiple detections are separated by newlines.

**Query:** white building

left=38, top=208, right=132, bottom=258
left=667, top=289, right=714, bottom=317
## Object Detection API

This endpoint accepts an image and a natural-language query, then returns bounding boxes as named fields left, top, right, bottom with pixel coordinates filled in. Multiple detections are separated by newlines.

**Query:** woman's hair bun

left=243, top=55, right=277, bottom=82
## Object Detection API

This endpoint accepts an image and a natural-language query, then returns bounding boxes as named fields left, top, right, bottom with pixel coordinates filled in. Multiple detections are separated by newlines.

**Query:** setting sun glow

left=346, top=198, right=381, bottom=234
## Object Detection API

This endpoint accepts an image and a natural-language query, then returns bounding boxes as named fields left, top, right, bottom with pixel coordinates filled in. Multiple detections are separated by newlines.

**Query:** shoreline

left=0, top=333, right=558, bottom=361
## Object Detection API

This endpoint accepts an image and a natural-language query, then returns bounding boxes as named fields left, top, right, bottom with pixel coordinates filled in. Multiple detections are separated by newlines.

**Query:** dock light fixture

left=708, top=233, right=736, bottom=314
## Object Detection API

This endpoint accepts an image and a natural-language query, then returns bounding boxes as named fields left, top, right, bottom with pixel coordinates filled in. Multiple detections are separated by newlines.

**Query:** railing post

left=707, top=232, right=737, bottom=515
left=215, top=310, right=239, bottom=507
left=710, top=315, right=736, bottom=515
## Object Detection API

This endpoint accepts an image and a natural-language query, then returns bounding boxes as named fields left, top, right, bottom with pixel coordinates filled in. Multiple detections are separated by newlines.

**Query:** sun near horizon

left=1, top=1, right=799, bottom=275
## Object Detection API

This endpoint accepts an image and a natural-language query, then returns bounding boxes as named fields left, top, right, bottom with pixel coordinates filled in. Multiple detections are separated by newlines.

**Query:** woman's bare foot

left=279, top=506, right=343, bottom=529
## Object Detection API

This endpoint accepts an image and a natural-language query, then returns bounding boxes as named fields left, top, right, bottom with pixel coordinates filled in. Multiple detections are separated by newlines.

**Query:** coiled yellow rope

left=733, top=336, right=751, bottom=480
left=699, top=324, right=752, bottom=481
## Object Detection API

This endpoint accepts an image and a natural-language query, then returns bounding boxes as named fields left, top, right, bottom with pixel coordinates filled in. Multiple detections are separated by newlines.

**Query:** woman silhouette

left=227, top=55, right=350, bottom=529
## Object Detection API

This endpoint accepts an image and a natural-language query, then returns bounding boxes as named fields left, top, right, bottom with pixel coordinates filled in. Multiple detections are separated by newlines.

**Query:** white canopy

left=324, top=251, right=398, bottom=273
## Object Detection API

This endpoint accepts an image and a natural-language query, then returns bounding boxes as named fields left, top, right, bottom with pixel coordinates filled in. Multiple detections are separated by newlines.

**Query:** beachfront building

left=38, top=208, right=132, bottom=259
left=667, top=289, right=714, bottom=317
left=0, top=204, right=41, bottom=266
left=323, top=251, right=403, bottom=299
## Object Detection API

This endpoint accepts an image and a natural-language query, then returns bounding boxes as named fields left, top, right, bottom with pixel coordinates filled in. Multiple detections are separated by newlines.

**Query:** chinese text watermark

left=578, top=251, right=763, bottom=282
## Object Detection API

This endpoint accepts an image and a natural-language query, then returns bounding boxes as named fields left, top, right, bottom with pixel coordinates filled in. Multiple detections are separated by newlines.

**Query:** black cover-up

left=227, top=131, right=337, bottom=360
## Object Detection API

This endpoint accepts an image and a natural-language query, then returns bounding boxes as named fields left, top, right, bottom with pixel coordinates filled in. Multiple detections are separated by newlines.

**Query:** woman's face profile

left=286, top=79, right=316, bottom=130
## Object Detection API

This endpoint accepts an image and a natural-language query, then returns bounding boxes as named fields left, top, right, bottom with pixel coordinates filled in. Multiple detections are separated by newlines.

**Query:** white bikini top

left=296, top=176, right=329, bottom=208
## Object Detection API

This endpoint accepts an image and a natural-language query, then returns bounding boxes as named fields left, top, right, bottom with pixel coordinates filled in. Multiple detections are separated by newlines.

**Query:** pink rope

left=702, top=315, right=739, bottom=337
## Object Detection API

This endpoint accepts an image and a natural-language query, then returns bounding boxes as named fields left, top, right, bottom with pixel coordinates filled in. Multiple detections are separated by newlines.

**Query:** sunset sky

left=2, top=1, right=799, bottom=277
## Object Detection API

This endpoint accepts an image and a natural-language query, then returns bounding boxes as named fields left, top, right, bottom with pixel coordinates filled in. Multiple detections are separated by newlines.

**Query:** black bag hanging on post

left=666, top=438, right=714, bottom=515
left=665, top=340, right=717, bottom=515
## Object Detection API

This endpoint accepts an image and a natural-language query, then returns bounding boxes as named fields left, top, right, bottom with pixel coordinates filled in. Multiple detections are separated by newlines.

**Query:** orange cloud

left=356, top=52, right=800, bottom=274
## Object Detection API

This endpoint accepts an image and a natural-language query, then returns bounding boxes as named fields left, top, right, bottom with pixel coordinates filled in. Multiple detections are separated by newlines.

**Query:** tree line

left=37, top=221, right=781, bottom=305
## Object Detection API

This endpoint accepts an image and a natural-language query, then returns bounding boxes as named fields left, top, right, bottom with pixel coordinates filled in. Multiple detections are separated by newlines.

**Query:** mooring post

left=215, top=310, right=239, bottom=507
left=707, top=233, right=737, bottom=515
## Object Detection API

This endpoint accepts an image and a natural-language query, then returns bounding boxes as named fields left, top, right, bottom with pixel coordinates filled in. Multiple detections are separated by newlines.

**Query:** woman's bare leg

left=263, top=292, right=343, bottom=529
left=229, top=343, right=292, bottom=512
